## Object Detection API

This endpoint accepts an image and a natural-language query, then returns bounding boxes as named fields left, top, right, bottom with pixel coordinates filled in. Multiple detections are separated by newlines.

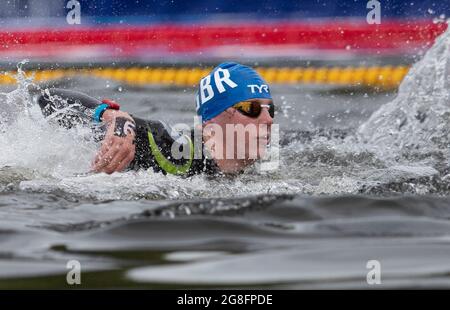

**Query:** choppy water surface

left=1, top=28, right=450, bottom=289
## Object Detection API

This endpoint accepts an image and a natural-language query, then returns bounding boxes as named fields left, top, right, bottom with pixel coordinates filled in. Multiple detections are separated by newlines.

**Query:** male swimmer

left=37, top=62, right=275, bottom=176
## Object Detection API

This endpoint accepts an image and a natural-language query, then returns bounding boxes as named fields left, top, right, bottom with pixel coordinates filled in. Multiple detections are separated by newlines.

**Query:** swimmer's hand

left=92, top=110, right=136, bottom=174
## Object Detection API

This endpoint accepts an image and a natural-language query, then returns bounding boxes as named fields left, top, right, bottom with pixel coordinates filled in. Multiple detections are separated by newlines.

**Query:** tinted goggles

left=233, top=101, right=275, bottom=118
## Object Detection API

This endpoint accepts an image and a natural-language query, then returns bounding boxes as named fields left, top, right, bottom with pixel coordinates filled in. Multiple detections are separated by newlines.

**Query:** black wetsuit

left=37, top=88, right=219, bottom=176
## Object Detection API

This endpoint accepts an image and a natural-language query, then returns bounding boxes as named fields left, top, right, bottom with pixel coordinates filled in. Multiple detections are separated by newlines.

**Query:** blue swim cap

left=195, top=62, right=272, bottom=122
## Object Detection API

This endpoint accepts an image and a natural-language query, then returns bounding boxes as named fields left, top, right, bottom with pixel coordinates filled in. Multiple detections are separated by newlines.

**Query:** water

left=1, top=28, right=450, bottom=289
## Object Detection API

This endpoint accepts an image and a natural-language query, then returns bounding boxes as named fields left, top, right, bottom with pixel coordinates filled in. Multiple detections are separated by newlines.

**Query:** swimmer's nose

left=259, top=107, right=273, bottom=125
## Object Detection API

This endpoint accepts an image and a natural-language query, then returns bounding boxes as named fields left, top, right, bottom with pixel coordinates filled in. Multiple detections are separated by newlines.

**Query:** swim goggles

left=233, top=101, right=275, bottom=118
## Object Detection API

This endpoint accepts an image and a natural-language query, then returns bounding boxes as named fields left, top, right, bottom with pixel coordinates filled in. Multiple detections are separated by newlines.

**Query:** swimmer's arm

left=37, top=88, right=102, bottom=127
left=36, top=88, right=140, bottom=173
left=91, top=109, right=137, bottom=174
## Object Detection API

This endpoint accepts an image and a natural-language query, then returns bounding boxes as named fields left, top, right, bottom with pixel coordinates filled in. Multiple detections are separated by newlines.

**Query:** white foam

left=0, top=65, right=98, bottom=177
left=358, top=24, right=450, bottom=160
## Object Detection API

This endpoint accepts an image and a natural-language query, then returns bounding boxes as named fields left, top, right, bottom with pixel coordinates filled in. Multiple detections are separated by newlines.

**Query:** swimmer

left=37, top=62, right=274, bottom=176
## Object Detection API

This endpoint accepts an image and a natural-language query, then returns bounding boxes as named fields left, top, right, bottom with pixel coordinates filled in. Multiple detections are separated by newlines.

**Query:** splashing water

left=358, top=24, right=450, bottom=162
left=0, top=64, right=98, bottom=178
left=2, top=26, right=450, bottom=200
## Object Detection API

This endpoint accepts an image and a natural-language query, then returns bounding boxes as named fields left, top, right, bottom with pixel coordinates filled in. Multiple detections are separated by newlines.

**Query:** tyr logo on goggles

left=233, top=101, right=275, bottom=118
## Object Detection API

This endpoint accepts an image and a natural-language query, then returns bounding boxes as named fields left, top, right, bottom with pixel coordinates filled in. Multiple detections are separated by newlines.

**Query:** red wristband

left=101, top=99, right=120, bottom=110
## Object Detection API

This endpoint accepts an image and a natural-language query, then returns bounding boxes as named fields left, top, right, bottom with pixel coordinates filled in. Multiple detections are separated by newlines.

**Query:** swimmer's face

left=203, top=98, right=274, bottom=162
